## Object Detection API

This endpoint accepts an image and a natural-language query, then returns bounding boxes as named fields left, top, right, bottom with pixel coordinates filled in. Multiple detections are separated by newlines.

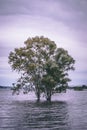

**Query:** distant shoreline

left=68, top=85, right=87, bottom=91
left=0, top=85, right=87, bottom=91
left=0, top=86, right=11, bottom=89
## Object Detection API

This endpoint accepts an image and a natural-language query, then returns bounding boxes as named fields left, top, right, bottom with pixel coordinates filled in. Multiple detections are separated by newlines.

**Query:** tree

left=8, top=36, right=75, bottom=102
left=41, top=48, right=75, bottom=102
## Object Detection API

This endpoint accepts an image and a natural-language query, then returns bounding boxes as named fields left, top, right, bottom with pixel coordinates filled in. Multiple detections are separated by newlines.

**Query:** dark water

left=0, top=89, right=87, bottom=130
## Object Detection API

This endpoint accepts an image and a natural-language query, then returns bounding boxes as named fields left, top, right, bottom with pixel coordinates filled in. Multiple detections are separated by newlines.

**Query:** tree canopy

left=8, top=36, right=75, bottom=102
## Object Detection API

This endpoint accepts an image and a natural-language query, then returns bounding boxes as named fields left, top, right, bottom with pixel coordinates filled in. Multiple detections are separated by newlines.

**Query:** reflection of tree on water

left=0, top=93, right=70, bottom=130
left=17, top=101, right=71, bottom=130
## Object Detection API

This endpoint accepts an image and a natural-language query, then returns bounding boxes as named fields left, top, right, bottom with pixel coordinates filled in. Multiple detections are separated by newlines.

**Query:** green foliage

left=8, top=36, right=75, bottom=102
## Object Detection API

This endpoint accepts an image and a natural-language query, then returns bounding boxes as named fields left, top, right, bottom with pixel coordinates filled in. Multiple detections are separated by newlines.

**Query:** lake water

left=0, top=89, right=87, bottom=130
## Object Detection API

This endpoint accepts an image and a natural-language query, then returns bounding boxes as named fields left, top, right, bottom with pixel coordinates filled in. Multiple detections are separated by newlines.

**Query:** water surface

left=0, top=89, right=87, bottom=130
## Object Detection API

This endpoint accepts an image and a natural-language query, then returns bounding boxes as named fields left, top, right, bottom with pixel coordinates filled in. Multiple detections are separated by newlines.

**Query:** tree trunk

left=36, top=87, right=40, bottom=102
left=37, top=92, right=40, bottom=102
left=46, top=90, right=51, bottom=102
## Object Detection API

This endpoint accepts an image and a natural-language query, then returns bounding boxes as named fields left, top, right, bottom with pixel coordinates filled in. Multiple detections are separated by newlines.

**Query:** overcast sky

left=0, top=0, right=87, bottom=86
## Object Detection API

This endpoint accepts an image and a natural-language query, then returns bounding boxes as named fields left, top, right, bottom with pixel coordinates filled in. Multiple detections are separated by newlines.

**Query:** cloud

left=0, top=0, right=87, bottom=24
left=0, top=15, right=76, bottom=49
left=0, top=57, right=9, bottom=69
left=0, top=0, right=87, bottom=46
left=0, top=71, right=19, bottom=79
left=0, top=57, right=20, bottom=86
left=0, top=0, right=63, bottom=16
left=69, top=71, right=87, bottom=86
